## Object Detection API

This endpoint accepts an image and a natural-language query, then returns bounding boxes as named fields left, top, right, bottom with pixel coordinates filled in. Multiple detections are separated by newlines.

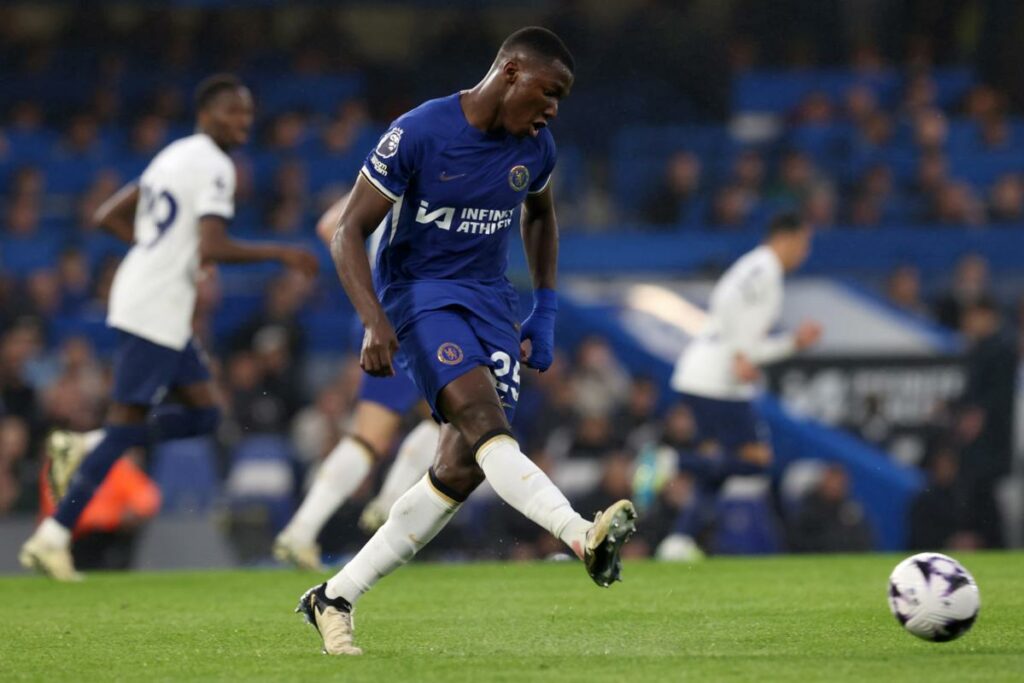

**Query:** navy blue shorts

left=397, top=307, right=521, bottom=423
left=358, top=370, right=422, bottom=415
left=111, top=331, right=211, bottom=405
left=676, top=391, right=769, bottom=453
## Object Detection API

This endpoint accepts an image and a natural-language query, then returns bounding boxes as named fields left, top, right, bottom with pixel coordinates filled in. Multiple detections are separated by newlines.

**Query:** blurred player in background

left=273, top=194, right=439, bottom=571
left=19, top=74, right=320, bottom=581
left=296, top=27, right=636, bottom=656
left=663, top=212, right=820, bottom=559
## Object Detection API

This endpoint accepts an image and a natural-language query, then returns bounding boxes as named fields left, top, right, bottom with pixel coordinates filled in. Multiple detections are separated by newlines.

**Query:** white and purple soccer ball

left=888, top=553, right=980, bottom=642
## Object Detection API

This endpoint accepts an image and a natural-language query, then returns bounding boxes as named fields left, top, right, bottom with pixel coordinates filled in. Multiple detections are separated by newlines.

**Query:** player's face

left=205, top=87, right=254, bottom=149
left=501, top=58, right=573, bottom=138
left=783, top=226, right=814, bottom=271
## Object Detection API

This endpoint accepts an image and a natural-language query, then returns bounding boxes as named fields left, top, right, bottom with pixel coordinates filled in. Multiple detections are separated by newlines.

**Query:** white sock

left=284, top=437, right=373, bottom=546
left=476, top=435, right=591, bottom=557
left=326, top=476, right=459, bottom=604
left=37, top=517, right=72, bottom=548
left=374, top=420, right=438, bottom=512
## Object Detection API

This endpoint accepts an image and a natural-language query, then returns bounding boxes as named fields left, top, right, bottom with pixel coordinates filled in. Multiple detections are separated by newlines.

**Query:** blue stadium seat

left=225, top=435, right=297, bottom=532
left=151, top=437, right=221, bottom=515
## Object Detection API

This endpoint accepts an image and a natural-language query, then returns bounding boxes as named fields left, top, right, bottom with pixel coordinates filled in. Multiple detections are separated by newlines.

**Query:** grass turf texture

left=1, top=553, right=1021, bottom=682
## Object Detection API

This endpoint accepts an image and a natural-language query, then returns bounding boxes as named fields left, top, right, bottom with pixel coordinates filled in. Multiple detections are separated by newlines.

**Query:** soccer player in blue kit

left=297, top=27, right=637, bottom=655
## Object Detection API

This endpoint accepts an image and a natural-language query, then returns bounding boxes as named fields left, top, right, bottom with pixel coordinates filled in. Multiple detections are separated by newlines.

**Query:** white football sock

left=374, top=420, right=439, bottom=512
left=284, top=437, right=373, bottom=546
left=326, top=476, right=459, bottom=604
left=37, top=517, right=72, bottom=548
left=476, top=434, right=591, bottom=558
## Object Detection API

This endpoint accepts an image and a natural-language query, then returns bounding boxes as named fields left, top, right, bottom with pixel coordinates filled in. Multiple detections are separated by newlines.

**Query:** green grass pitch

left=2, top=553, right=1021, bottom=681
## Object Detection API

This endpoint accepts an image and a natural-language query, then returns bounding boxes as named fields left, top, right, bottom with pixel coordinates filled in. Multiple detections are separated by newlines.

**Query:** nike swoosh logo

left=522, top=470, right=540, bottom=481
left=439, top=172, right=467, bottom=182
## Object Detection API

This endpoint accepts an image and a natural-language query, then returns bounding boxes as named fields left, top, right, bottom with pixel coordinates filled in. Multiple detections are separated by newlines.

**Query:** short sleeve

left=195, top=157, right=236, bottom=220
left=360, top=118, right=423, bottom=202
left=528, top=131, right=557, bottom=195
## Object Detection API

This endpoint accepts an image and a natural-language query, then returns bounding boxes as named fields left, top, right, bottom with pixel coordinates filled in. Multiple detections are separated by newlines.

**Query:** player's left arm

left=92, top=181, right=140, bottom=243
left=519, top=183, right=559, bottom=371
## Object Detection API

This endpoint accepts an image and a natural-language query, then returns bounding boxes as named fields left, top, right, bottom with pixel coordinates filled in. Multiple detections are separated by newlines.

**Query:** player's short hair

left=194, top=74, right=245, bottom=112
left=499, top=26, right=574, bottom=74
left=765, top=211, right=808, bottom=238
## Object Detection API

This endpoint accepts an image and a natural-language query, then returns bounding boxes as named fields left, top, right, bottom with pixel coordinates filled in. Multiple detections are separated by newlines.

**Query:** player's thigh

left=168, top=338, right=217, bottom=408
left=109, top=331, right=184, bottom=422
left=350, top=400, right=403, bottom=457
left=399, top=309, right=501, bottom=423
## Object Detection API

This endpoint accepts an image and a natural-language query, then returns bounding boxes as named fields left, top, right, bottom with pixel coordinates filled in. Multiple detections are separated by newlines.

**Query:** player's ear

left=502, top=59, right=520, bottom=85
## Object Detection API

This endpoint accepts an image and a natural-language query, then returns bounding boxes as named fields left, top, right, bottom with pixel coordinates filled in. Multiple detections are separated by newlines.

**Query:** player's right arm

left=198, top=217, right=318, bottom=276
left=331, top=174, right=397, bottom=377
left=316, top=194, right=350, bottom=247
left=92, top=182, right=140, bottom=243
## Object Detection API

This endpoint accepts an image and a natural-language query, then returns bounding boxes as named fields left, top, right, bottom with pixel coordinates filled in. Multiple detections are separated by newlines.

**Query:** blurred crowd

left=2, top=1, right=1024, bottom=566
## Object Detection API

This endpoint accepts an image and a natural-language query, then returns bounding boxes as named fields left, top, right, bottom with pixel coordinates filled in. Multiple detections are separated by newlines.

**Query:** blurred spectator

left=291, top=381, right=348, bottom=467
left=570, top=336, right=630, bottom=418
left=956, top=296, right=1017, bottom=548
left=642, top=151, right=702, bottom=225
left=57, top=249, right=93, bottom=312
left=789, top=464, right=873, bottom=552
left=230, top=270, right=311, bottom=363
left=885, top=264, right=929, bottom=318
left=0, top=321, right=42, bottom=426
left=912, top=108, right=948, bottom=153
left=800, top=182, right=837, bottom=228
left=0, top=416, right=30, bottom=513
left=709, top=184, right=756, bottom=229
left=730, top=149, right=766, bottom=196
left=911, top=150, right=949, bottom=201
left=769, top=150, right=816, bottom=203
left=988, top=174, right=1024, bottom=223
left=930, top=180, right=985, bottom=226
left=564, top=414, right=617, bottom=460
left=933, top=253, right=993, bottom=329
left=611, top=376, right=660, bottom=450
left=908, top=446, right=975, bottom=551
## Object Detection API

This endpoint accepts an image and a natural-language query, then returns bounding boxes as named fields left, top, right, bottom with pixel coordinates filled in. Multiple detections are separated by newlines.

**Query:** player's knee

left=430, top=460, right=484, bottom=500
left=447, top=401, right=508, bottom=444
left=191, top=406, right=220, bottom=436
left=105, top=403, right=150, bottom=426
left=739, top=443, right=773, bottom=468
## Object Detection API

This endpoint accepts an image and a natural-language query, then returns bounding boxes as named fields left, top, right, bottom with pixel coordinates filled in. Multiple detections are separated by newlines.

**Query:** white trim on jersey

left=528, top=174, right=552, bottom=196
left=361, top=166, right=399, bottom=202
left=389, top=194, right=404, bottom=245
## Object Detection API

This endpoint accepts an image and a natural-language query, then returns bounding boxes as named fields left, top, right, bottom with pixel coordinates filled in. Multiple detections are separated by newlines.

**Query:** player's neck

left=196, top=125, right=230, bottom=152
left=460, top=75, right=505, bottom=135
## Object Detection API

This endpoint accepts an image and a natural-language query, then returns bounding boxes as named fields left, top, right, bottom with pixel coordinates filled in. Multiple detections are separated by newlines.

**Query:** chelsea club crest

left=508, top=165, right=530, bottom=192
left=437, top=342, right=464, bottom=365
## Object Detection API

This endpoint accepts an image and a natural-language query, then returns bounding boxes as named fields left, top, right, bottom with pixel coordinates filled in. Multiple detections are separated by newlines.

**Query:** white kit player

left=20, top=74, right=319, bottom=581
left=666, top=212, right=820, bottom=556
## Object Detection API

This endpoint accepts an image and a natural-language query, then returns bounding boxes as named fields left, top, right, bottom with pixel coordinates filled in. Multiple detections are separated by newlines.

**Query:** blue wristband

left=533, top=288, right=558, bottom=312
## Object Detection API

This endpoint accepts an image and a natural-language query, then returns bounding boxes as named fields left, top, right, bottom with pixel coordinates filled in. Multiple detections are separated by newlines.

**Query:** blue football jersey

left=359, top=93, right=557, bottom=333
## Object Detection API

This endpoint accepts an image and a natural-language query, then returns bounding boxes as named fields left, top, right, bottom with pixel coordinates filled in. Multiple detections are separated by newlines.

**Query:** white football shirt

left=671, top=245, right=796, bottom=400
left=107, top=133, right=235, bottom=350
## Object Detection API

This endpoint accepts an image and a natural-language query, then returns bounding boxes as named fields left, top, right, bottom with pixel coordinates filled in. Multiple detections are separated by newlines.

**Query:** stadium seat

left=151, top=437, right=221, bottom=515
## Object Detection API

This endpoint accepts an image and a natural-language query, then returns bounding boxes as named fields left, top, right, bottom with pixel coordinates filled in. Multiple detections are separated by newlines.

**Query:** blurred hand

left=361, top=317, right=399, bottom=377
left=282, top=246, right=320, bottom=278
left=733, top=353, right=761, bottom=383
left=794, top=321, right=823, bottom=350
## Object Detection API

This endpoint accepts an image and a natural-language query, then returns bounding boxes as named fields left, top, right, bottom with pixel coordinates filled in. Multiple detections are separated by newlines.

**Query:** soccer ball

left=887, top=553, right=980, bottom=642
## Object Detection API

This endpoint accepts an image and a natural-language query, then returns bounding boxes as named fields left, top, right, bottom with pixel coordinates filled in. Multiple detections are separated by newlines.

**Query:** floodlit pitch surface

left=2, top=553, right=1021, bottom=681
